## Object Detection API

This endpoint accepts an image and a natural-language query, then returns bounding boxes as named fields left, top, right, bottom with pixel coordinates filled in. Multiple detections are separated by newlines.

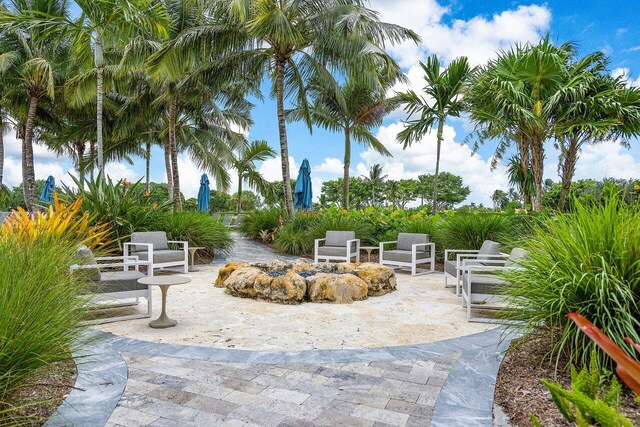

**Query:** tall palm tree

left=0, top=0, right=66, bottom=211
left=394, top=55, right=475, bottom=213
left=230, top=140, right=276, bottom=214
left=552, top=58, right=640, bottom=210
left=361, top=163, right=387, bottom=206
left=468, top=37, right=576, bottom=211
left=3, top=0, right=170, bottom=176
left=506, top=155, right=534, bottom=207
left=158, top=0, right=419, bottom=215
left=289, top=76, right=393, bottom=208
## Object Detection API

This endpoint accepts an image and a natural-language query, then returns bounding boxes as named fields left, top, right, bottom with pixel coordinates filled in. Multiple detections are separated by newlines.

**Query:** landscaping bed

left=1, top=359, right=76, bottom=426
left=494, top=333, right=640, bottom=426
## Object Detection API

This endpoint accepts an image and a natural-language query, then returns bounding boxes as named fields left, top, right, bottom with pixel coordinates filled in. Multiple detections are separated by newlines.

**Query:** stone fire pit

left=214, top=259, right=396, bottom=304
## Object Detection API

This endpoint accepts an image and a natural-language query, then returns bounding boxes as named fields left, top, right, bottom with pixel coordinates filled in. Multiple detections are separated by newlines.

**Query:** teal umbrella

left=197, top=174, right=210, bottom=212
left=39, top=175, right=55, bottom=203
left=294, top=159, right=313, bottom=211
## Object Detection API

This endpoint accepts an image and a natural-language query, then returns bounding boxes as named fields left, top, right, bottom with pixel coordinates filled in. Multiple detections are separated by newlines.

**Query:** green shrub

left=0, top=238, right=87, bottom=419
left=436, top=212, right=519, bottom=250
left=148, top=211, right=233, bottom=255
left=502, top=197, right=640, bottom=370
left=62, top=174, right=170, bottom=250
left=272, top=212, right=318, bottom=255
left=239, top=209, right=283, bottom=239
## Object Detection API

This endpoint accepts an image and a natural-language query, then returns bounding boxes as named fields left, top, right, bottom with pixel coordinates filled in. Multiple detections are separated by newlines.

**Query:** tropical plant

left=361, top=163, right=387, bottom=206
left=394, top=55, right=475, bottom=213
left=0, top=199, right=112, bottom=419
left=502, top=196, right=640, bottom=370
left=62, top=174, right=170, bottom=250
left=238, top=208, right=283, bottom=239
left=230, top=140, right=276, bottom=214
left=436, top=212, right=519, bottom=251
left=272, top=212, right=318, bottom=255
left=158, top=0, right=418, bottom=214
left=531, top=349, right=634, bottom=427
left=148, top=211, right=233, bottom=255
left=290, top=76, right=393, bottom=208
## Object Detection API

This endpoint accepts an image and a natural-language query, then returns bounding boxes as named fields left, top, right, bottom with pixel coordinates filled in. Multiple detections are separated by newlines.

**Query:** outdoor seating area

left=2, top=0, right=640, bottom=426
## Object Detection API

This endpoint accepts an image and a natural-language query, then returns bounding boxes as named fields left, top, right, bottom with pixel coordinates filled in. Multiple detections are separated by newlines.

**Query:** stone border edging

left=44, top=330, right=128, bottom=427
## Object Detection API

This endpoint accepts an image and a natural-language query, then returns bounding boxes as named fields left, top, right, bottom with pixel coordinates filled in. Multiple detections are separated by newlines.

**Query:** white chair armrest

left=444, top=249, right=479, bottom=260
left=71, top=260, right=151, bottom=270
left=346, top=239, right=360, bottom=257
left=124, top=242, right=153, bottom=256
left=95, top=255, right=139, bottom=262
left=379, top=241, right=397, bottom=247
left=413, top=242, right=435, bottom=255
left=167, top=240, right=188, bottom=247
left=456, top=253, right=506, bottom=266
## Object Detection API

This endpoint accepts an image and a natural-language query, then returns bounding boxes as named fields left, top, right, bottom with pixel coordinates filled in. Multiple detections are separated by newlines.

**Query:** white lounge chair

left=124, top=231, right=189, bottom=275
left=379, top=233, right=435, bottom=275
left=314, top=231, right=360, bottom=263
left=444, top=240, right=505, bottom=295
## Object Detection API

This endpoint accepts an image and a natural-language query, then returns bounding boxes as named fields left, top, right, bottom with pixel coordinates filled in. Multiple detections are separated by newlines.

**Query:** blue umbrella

left=197, top=174, right=210, bottom=212
left=39, top=175, right=55, bottom=203
left=294, top=159, right=313, bottom=211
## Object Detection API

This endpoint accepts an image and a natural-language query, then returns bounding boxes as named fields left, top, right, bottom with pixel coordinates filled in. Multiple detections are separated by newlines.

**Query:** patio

left=40, top=236, right=511, bottom=427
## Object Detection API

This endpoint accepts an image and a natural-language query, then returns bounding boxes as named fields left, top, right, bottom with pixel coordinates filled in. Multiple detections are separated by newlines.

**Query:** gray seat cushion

left=129, top=231, right=169, bottom=251
left=396, top=233, right=429, bottom=252
left=317, top=246, right=356, bottom=257
left=134, top=249, right=185, bottom=264
left=383, top=250, right=430, bottom=263
left=325, top=231, right=355, bottom=247
left=462, top=272, right=505, bottom=295
left=85, top=270, right=147, bottom=294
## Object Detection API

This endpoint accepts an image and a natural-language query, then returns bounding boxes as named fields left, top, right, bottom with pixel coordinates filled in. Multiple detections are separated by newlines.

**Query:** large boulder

left=353, top=263, right=397, bottom=296
left=306, top=273, right=368, bottom=303
left=224, top=267, right=266, bottom=298
left=215, top=261, right=248, bottom=287
left=254, top=271, right=306, bottom=304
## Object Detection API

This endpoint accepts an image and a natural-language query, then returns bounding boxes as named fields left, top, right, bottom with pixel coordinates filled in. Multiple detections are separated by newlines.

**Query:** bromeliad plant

left=1, top=193, right=111, bottom=251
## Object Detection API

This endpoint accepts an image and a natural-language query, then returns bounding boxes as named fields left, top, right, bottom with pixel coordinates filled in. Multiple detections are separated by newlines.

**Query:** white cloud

left=314, top=157, right=344, bottom=175
left=258, top=156, right=297, bottom=182
left=2, top=156, right=70, bottom=189
left=612, top=67, right=640, bottom=87
left=357, top=122, right=509, bottom=206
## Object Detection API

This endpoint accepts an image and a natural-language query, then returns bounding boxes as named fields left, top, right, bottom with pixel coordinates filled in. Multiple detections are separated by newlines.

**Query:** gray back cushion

left=478, top=240, right=501, bottom=256
left=505, top=248, right=528, bottom=267
left=325, top=231, right=355, bottom=247
left=75, top=245, right=100, bottom=281
left=397, top=233, right=429, bottom=251
left=130, top=231, right=169, bottom=251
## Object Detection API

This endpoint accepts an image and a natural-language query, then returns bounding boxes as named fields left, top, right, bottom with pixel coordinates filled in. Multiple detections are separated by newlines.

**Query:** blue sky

left=4, top=0, right=640, bottom=205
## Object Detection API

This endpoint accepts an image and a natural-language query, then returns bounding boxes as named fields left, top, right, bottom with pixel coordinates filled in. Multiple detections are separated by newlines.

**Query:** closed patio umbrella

left=39, top=175, right=55, bottom=203
left=294, top=159, right=313, bottom=211
left=197, top=174, right=210, bottom=212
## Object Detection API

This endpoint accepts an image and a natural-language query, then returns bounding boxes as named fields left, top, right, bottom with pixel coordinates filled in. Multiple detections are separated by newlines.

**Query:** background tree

left=361, top=163, right=387, bottom=206
left=290, top=76, right=393, bottom=208
left=491, top=189, right=509, bottom=210
left=416, top=172, right=470, bottom=210
left=383, top=179, right=417, bottom=209
left=395, top=55, right=474, bottom=213
left=230, top=140, right=276, bottom=214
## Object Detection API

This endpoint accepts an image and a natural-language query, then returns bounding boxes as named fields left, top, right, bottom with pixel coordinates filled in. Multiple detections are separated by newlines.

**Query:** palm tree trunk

left=22, top=95, right=39, bottom=212
left=164, top=136, right=173, bottom=200
left=432, top=120, right=444, bottom=213
left=89, top=140, right=95, bottom=181
left=342, top=127, right=351, bottom=209
left=275, top=59, right=294, bottom=215
left=169, top=98, right=181, bottom=209
left=530, top=138, right=544, bottom=212
left=236, top=173, right=242, bottom=214
left=516, top=134, right=532, bottom=207
left=94, top=35, right=106, bottom=177
left=76, top=141, right=85, bottom=186
left=145, top=141, right=151, bottom=193
left=558, top=137, right=579, bottom=211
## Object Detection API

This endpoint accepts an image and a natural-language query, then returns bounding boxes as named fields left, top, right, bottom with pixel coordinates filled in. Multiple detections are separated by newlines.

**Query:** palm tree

left=506, top=155, right=534, bottom=207
left=0, top=0, right=66, bottom=211
left=290, top=76, right=394, bottom=208
left=552, top=58, right=640, bottom=210
left=468, top=38, right=576, bottom=211
left=361, top=163, right=387, bottom=206
left=394, top=55, right=475, bottom=213
left=230, top=140, right=276, bottom=214
left=159, top=0, right=419, bottom=215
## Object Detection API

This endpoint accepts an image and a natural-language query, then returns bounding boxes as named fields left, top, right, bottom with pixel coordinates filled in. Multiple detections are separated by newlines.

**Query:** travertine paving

left=107, top=352, right=457, bottom=426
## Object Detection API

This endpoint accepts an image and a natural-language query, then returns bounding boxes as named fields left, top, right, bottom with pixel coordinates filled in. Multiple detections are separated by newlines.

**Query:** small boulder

left=224, top=267, right=268, bottom=298
left=306, top=273, right=368, bottom=303
left=353, top=263, right=397, bottom=296
left=254, top=271, right=306, bottom=304
left=215, top=261, right=248, bottom=287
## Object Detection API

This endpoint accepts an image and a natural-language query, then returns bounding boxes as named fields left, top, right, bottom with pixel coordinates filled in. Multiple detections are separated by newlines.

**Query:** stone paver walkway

left=212, top=233, right=299, bottom=266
